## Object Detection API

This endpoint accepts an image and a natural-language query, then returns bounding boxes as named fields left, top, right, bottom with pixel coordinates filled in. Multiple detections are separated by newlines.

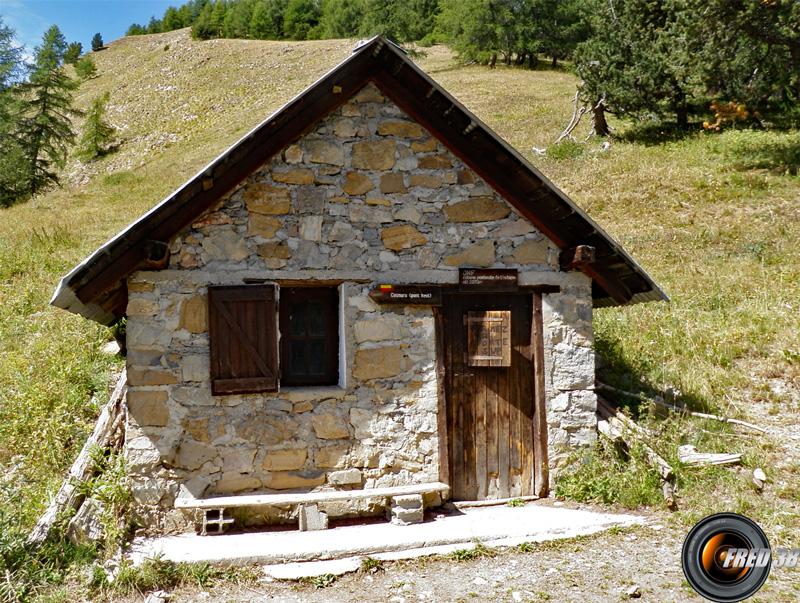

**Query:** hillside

left=0, top=26, right=798, bottom=584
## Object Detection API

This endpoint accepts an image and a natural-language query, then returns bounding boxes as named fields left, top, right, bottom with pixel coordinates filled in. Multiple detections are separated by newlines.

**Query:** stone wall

left=123, top=83, right=596, bottom=532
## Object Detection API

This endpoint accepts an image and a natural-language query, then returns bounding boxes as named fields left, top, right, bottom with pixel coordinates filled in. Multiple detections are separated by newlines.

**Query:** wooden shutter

left=465, top=310, right=511, bottom=367
left=208, top=285, right=278, bottom=395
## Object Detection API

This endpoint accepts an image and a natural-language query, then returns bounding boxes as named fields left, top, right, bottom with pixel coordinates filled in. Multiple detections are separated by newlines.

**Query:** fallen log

left=595, top=382, right=768, bottom=434
left=677, top=444, right=742, bottom=467
left=596, top=396, right=676, bottom=509
left=27, top=369, right=127, bottom=547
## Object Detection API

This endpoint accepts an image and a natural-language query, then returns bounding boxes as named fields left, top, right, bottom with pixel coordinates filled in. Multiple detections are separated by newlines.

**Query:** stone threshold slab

left=129, top=502, right=644, bottom=567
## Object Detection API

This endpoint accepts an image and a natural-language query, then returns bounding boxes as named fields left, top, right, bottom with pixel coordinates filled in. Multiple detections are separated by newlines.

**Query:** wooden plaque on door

left=465, top=310, right=511, bottom=367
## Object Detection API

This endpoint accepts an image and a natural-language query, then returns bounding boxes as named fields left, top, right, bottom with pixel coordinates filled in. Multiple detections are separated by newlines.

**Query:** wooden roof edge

left=51, top=35, right=667, bottom=325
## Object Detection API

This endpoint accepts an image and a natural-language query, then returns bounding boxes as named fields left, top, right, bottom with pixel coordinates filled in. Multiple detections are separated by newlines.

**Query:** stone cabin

left=52, top=37, right=666, bottom=533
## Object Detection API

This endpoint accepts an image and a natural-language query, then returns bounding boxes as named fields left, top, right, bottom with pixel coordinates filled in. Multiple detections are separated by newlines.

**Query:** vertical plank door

left=442, top=293, right=536, bottom=500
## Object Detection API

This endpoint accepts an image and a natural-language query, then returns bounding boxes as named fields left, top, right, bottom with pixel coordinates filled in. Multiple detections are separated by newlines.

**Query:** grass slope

left=1, top=26, right=798, bottom=580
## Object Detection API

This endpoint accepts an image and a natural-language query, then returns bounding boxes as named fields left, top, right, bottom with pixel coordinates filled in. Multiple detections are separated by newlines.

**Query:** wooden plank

left=475, top=360, right=487, bottom=500
left=532, top=293, right=549, bottom=497
left=432, top=307, right=450, bottom=487
left=486, top=360, right=500, bottom=499
left=497, top=351, right=511, bottom=498
left=28, top=371, right=128, bottom=546
left=175, top=481, right=451, bottom=510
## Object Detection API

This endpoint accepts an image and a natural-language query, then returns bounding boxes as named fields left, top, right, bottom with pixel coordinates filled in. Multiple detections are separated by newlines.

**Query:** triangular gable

left=52, top=36, right=667, bottom=325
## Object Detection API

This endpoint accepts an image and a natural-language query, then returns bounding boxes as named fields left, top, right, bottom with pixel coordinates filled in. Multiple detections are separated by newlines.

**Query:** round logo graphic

left=682, top=513, right=771, bottom=602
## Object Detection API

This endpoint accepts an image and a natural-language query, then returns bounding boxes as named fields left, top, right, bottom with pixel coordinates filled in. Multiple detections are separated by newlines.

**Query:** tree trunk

left=528, top=53, right=538, bottom=69
left=592, top=98, right=611, bottom=138
left=676, top=106, right=688, bottom=128
left=489, top=53, right=497, bottom=69
left=551, top=56, right=558, bottom=68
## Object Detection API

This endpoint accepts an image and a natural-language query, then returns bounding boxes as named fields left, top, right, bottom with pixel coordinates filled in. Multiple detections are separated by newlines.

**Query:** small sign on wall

left=459, top=268, right=518, bottom=291
left=465, top=310, right=511, bottom=367
left=368, top=284, right=443, bottom=305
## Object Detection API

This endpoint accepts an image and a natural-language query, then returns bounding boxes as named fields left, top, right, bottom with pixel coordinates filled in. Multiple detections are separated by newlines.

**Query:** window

left=279, top=287, right=339, bottom=386
left=208, top=285, right=278, bottom=395
left=207, top=284, right=339, bottom=394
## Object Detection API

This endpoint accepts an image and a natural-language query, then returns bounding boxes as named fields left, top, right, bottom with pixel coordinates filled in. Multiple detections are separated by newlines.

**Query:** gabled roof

left=52, top=36, right=667, bottom=325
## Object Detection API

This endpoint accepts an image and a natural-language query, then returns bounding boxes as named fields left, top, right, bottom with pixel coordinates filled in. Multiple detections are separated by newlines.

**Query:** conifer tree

left=15, top=25, right=81, bottom=195
left=223, top=0, right=255, bottom=38
left=574, top=0, right=703, bottom=128
left=249, top=0, right=287, bottom=39
left=283, top=0, right=321, bottom=40
left=91, top=32, right=104, bottom=51
left=0, top=17, right=28, bottom=206
left=163, top=6, right=185, bottom=31
left=64, top=41, right=82, bottom=65
left=126, top=23, right=147, bottom=36
left=75, top=56, right=97, bottom=80
left=78, top=92, right=114, bottom=161
left=319, top=0, right=364, bottom=38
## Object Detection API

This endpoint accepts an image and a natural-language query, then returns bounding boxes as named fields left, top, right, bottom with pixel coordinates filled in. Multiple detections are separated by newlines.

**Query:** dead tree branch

left=27, top=370, right=127, bottom=547
left=555, top=91, right=587, bottom=144
left=596, top=396, right=677, bottom=509
left=595, top=382, right=768, bottom=434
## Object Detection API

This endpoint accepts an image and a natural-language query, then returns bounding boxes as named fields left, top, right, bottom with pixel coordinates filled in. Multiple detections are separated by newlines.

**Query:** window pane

left=289, top=304, right=306, bottom=337
left=290, top=341, right=307, bottom=374
left=307, top=340, right=325, bottom=375
left=307, top=301, right=327, bottom=336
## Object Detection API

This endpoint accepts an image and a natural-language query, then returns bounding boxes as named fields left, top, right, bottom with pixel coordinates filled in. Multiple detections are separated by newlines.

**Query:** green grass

left=447, top=542, right=495, bottom=562
left=1, top=28, right=799, bottom=600
left=111, top=558, right=258, bottom=595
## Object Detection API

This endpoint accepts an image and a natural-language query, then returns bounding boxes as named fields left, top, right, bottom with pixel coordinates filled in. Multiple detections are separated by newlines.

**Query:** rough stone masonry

left=123, top=83, right=596, bottom=533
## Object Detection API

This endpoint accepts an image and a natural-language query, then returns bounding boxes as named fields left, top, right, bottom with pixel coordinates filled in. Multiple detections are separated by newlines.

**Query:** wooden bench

left=175, top=481, right=450, bottom=535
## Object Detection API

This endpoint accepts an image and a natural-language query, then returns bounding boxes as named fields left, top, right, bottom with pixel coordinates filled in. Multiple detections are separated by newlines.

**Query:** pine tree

left=64, top=41, right=82, bottom=65
left=126, top=23, right=147, bottom=36
left=361, top=0, right=439, bottom=43
left=574, top=0, right=704, bottom=128
left=533, top=0, right=591, bottom=68
left=91, top=32, right=104, bottom=51
left=0, top=17, right=28, bottom=206
left=210, top=1, right=229, bottom=36
left=224, top=0, right=256, bottom=38
left=283, top=0, right=322, bottom=40
left=690, top=0, right=800, bottom=123
left=15, top=25, right=81, bottom=195
left=319, top=0, right=365, bottom=38
left=249, top=0, right=287, bottom=39
left=78, top=92, right=114, bottom=161
left=437, top=0, right=512, bottom=64
left=75, top=56, right=97, bottom=80
left=147, top=17, right=163, bottom=34
left=163, top=7, right=185, bottom=31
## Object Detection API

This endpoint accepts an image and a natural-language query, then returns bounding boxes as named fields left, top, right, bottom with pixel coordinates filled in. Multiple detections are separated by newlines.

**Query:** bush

left=545, top=140, right=584, bottom=160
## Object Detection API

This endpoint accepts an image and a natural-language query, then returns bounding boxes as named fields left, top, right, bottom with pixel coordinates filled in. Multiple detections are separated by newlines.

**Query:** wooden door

left=442, top=293, right=536, bottom=500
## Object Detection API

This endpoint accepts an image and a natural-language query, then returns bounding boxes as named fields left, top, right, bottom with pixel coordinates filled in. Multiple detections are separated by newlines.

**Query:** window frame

left=278, top=286, right=340, bottom=387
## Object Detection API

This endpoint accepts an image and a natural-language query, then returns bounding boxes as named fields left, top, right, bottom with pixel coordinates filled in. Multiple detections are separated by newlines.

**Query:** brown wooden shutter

left=208, top=285, right=278, bottom=395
